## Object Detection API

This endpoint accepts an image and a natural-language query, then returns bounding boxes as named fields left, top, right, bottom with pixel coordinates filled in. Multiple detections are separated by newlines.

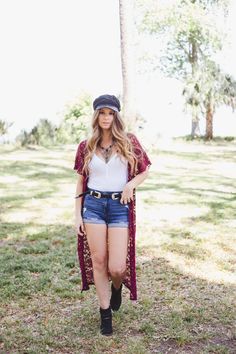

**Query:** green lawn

left=0, top=141, right=236, bottom=353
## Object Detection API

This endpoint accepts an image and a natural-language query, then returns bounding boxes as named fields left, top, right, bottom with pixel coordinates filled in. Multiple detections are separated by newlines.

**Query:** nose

left=103, top=114, right=111, bottom=120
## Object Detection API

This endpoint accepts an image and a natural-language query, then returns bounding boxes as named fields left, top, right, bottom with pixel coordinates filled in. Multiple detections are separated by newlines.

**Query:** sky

left=0, top=0, right=236, bottom=141
left=0, top=0, right=122, bottom=139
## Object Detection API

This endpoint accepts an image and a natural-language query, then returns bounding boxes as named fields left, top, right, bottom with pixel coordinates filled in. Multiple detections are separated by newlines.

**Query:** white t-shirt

left=87, top=153, right=128, bottom=192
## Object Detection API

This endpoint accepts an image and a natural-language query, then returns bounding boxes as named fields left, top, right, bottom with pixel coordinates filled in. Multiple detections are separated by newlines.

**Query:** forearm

left=120, top=169, right=149, bottom=204
left=128, top=169, right=149, bottom=189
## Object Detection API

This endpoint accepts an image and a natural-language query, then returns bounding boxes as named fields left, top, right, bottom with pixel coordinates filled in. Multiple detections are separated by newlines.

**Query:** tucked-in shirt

left=87, top=153, right=128, bottom=192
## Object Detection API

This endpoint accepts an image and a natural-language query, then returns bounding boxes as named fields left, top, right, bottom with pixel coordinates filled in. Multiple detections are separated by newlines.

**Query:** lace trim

left=74, top=134, right=151, bottom=300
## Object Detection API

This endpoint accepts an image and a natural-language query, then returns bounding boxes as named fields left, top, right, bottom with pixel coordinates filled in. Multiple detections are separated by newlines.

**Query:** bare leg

left=84, top=223, right=110, bottom=309
left=108, top=227, right=129, bottom=289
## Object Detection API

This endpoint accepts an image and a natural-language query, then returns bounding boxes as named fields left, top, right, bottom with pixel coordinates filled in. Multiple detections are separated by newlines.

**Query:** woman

left=74, top=94, right=151, bottom=336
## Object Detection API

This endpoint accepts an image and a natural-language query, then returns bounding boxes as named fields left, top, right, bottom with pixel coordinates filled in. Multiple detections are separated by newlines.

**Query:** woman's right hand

left=75, top=215, right=86, bottom=236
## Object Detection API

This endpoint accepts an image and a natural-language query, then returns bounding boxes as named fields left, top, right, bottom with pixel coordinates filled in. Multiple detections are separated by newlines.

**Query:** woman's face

left=98, top=107, right=115, bottom=130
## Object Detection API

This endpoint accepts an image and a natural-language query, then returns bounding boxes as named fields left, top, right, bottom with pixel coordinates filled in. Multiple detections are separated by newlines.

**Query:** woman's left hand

left=120, top=182, right=134, bottom=204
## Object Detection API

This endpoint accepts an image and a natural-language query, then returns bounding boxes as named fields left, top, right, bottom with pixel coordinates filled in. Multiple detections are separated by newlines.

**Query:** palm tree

left=139, top=0, right=230, bottom=137
left=200, top=60, right=236, bottom=140
left=204, top=68, right=236, bottom=140
left=184, top=61, right=236, bottom=139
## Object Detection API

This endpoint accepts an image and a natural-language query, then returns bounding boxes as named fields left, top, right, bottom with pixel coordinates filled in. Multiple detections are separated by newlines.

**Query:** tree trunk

left=190, top=40, right=200, bottom=137
left=119, top=0, right=136, bottom=131
left=205, top=102, right=214, bottom=140
left=191, top=115, right=201, bottom=137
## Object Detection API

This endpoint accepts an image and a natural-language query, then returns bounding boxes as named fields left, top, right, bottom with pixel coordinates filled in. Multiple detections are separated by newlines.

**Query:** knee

left=109, top=264, right=126, bottom=279
left=92, top=254, right=107, bottom=271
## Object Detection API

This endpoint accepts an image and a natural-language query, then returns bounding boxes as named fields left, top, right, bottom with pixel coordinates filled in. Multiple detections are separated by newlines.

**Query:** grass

left=0, top=140, right=236, bottom=353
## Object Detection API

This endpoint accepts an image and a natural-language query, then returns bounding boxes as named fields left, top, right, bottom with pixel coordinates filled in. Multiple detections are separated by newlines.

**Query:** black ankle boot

left=110, top=283, right=123, bottom=312
left=100, top=306, right=113, bottom=336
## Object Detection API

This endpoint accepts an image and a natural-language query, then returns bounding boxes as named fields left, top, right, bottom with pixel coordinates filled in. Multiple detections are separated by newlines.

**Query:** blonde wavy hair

left=82, top=110, right=139, bottom=176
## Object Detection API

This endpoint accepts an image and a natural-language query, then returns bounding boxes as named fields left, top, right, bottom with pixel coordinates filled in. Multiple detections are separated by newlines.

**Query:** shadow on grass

left=0, top=144, right=235, bottom=352
left=133, top=256, right=236, bottom=353
left=0, top=160, right=75, bottom=215
left=140, top=171, right=236, bottom=193
left=1, top=248, right=235, bottom=353
left=0, top=160, right=73, bottom=180
left=0, top=146, right=20, bottom=155
left=140, top=182, right=236, bottom=198
left=159, top=149, right=236, bottom=162
left=140, top=170, right=236, bottom=223
left=0, top=222, right=80, bottom=302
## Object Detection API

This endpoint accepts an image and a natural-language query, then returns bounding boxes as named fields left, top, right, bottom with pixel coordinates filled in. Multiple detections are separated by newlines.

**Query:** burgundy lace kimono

left=74, top=133, right=151, bottom=300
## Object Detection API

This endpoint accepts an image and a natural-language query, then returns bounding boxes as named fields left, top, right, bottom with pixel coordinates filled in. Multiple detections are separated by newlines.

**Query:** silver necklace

left=99, top=141, right=114, bottom=163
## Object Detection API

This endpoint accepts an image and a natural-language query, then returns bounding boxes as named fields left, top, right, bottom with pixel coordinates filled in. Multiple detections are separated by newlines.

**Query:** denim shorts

left=82, top=191, right=129, bottom=228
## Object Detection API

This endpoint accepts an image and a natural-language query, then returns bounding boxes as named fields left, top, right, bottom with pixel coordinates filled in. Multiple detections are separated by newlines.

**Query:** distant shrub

left=16, top=93, right=92, bottom=146
left=16, top=119, right=57, bottom=146
left=56, top=93, right=92, bottom=144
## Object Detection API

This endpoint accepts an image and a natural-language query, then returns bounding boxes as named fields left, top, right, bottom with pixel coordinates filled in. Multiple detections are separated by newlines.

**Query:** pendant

left=99, top=142, right=113, bottom=163
left=104, top=147, right=112, bottom=163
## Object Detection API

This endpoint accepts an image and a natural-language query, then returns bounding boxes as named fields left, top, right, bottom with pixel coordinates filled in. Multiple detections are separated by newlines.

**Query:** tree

left=16, top=94, right=92, bottom=146
left=56, top=93, right=92, bottom=144
left=119, top=0, right=137, bottom=130
left=183, top=59, right=236, bottom=139
left=139, top=0, right=230, bottom=138
left=202, top=63, right=236, bottom=139
left=16, top=119, right=57, bottom=146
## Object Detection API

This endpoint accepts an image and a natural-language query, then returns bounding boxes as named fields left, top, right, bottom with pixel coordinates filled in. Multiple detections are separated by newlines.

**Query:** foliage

left=140, top=0, right=224, bottom=77
left=56, top=93, right=92, bottom=144
left=183, top=60, right=236, bottom=116
left=16, top=94, right=92, bottom=146
left=16, top=119, right=57, bottom=146
left=138, top=0, right=234, bottom=138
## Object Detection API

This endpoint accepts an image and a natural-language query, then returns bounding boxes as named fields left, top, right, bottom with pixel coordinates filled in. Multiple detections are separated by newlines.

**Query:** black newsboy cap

left=93, top=94, right=121, bottom=112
